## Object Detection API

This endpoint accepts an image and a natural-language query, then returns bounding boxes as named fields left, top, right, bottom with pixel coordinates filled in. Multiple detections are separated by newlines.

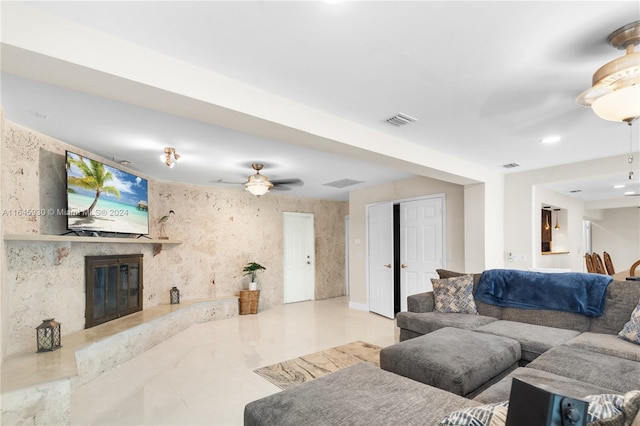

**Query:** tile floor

left=71, top=297, right=398, bottom=425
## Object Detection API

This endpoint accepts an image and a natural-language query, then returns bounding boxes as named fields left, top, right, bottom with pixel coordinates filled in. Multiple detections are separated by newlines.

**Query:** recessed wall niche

left=541, top=205, right=567, bottom=254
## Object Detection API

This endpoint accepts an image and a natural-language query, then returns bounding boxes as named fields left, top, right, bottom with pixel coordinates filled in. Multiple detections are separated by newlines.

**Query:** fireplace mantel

left=4, top=234, right=181, bottom=245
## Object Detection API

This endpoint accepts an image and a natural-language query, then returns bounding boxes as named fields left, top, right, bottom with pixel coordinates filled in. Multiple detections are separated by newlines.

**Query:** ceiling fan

left=215, top=163, right=303, bottom=197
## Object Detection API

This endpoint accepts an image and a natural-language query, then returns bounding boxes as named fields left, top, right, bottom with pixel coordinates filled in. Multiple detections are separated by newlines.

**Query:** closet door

left=400, top=197, right=444, bottom=312
left=368, top=202, right=394, bottom=318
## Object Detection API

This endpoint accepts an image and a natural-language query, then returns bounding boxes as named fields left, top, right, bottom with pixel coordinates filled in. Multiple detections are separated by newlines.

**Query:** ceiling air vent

left=570, top=189, right=582, bottom=193
left=385, top=113, right=418, bottom=127
left=323, top=179, right=364, bottom=189
left=502, top=163, right=520, bottom=169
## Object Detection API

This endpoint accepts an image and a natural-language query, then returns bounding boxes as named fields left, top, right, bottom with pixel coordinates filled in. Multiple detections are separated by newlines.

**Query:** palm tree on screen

left=67, top=158, right=121, bottom=217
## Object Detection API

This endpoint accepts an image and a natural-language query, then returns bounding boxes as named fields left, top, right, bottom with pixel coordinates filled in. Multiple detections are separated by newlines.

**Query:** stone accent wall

left=2, top=120, right=348, bottom=357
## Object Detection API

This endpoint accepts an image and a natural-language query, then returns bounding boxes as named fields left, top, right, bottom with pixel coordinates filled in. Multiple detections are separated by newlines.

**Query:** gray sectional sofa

left=245, top=269, right=640, bottom=425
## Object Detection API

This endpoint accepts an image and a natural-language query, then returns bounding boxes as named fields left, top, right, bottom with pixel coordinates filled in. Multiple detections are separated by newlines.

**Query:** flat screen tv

left=65, top=151, right=149, bottom=236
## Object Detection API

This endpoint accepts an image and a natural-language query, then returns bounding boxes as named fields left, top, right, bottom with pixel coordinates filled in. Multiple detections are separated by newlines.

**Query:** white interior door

left=368, top=203, right=394, bottom=318
left=283, top=212, right=315, bottom=303
left=400, top=197, right=444, bottom=311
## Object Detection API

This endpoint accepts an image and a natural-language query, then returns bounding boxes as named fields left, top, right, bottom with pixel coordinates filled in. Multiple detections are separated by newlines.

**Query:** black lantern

left=36, top=318, right=61, bottom=352
left=170, top=286, right=180, bottom=304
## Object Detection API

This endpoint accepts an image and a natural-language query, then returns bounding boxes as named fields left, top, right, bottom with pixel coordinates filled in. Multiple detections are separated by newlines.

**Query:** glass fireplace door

left=86, top=254, right=143, bottom=328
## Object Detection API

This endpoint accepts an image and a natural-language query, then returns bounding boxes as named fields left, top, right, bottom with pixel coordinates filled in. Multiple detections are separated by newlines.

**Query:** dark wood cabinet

left=85, top=254, right=143, bottom=329
left=541, top=209, right=552, bottom=252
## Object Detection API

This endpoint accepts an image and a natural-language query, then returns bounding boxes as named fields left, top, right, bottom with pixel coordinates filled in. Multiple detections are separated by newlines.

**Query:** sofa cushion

left=473, top=367, right=618, bottom=404
left=590, top=280, right=640, bottom=335
left=440, top=401, right=508, bottom=426
left=564, top=332, right=640, bottom=362
left=475, top=320, right=580, bottom=361
left=526, top=346, right=640, bottom=393
left=618, top=300, right=640, bottom=345
left=500, top=306, right=590, bottom=332
left=396, top=311, right=497, bottom=336
left=432, top=275, right=478, bottom=314
left=244, top=362, right=481, bottom=426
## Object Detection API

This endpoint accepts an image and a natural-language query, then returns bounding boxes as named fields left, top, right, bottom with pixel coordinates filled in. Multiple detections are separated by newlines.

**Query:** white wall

left=590, top=207, right=640, bottom=274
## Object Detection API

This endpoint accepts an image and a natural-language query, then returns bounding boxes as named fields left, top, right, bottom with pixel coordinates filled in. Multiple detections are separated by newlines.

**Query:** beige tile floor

left=71, top=296, right=398, bottom=425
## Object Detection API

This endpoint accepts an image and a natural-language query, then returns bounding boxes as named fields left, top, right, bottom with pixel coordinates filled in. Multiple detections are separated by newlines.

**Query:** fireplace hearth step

left=0, top=296, right=239, bottom=425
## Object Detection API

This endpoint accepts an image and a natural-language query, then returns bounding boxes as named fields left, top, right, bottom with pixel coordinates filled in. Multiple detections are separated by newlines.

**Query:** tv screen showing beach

left=66, top=151, right=149, bottom=235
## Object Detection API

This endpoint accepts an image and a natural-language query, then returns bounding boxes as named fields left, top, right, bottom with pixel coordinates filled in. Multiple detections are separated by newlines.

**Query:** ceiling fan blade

left=212, top=179, right=244, bottom=185
left=271, top=178, right=303, bottom=187
left=270, top=185, right=292, bottom=191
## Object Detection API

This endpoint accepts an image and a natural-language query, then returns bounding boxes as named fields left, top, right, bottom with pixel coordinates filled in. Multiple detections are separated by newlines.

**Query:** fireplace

left=85, top=254, right=143, bottom=329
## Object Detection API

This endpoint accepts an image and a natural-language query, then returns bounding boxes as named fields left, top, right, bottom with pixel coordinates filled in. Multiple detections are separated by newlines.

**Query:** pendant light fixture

left=554, top=209, right=560, bottom=230
left=544, top=212, right=551, bottom=231
left=162, top=147, right=181, bottom=168
left=578, top=21, right=640, bottom=181
left=578, top=21, right=640, bottom=123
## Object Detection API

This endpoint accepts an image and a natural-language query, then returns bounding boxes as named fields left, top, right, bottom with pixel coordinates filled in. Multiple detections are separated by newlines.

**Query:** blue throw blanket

left=475, top=269, right=613, bottom=317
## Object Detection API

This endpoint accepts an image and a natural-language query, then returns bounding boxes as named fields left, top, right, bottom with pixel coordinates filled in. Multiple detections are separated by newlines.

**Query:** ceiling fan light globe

left=591, top=84, right=640, bottom=122
left=246, top=183, right=271, bottom=197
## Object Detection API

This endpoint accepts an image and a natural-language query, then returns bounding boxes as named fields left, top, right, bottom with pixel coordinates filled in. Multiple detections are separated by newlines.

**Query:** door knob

left=401, top=263, right=407, bottom=268
left=384, top=264, right=391, bottom=268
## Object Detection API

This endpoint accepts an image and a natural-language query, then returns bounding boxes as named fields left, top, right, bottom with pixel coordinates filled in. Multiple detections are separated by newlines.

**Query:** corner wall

left=590, top=207, right=640, bottom=273
left=1, top=120, right=348, bottom=358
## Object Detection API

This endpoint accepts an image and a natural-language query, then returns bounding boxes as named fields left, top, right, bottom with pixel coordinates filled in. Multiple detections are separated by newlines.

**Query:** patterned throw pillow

left=618, top=301, right=640, bottom=345
left=431, top=275, right=478, bottom=314
left=584, top=394, right=624, bottom=424
left=440, top=401, right=508, bottom=426
left=439, top=393, right=631, bottom=426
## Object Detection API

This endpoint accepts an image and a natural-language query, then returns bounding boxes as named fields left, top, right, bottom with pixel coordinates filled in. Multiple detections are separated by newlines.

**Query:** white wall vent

left=385, top=113, right=418, bottom=127
left=502, top=163, right=520, bottom=169
left=323, top=179, right=364, bottom=188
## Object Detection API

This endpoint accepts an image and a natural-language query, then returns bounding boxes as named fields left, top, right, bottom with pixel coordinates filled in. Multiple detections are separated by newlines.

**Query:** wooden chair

left=603, top=251, right=615, bottom=275
left=592, top=253, right=606, bottom=275
left=631, top=260, right=640, bottom=277
left=585, top=253, right=595, bottom=273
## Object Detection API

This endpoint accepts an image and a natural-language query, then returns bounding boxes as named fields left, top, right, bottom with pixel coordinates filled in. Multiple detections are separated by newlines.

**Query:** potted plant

left=243, top=262, right=266, bottom=291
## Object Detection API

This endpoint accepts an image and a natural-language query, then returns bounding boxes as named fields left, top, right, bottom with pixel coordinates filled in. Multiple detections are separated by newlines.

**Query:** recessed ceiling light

left=613, top=184, right=625, bottom=189
left=624, top=191, right=636, bottom=195
left=540, top=136, right=561, bottom=144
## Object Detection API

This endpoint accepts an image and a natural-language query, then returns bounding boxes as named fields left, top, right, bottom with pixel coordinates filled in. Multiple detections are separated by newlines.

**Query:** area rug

left=254, top=341, right=381, bottom=390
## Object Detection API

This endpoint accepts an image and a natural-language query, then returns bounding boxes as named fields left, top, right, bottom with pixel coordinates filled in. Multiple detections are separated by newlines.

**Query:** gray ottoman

left=245, top=362, right=481, bottom=426
left=380, top=327, right=521, bottom=396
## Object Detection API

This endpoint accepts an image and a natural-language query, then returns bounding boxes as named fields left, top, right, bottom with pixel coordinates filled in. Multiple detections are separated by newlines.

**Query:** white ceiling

left=1, top=1, right=639, bottom=202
